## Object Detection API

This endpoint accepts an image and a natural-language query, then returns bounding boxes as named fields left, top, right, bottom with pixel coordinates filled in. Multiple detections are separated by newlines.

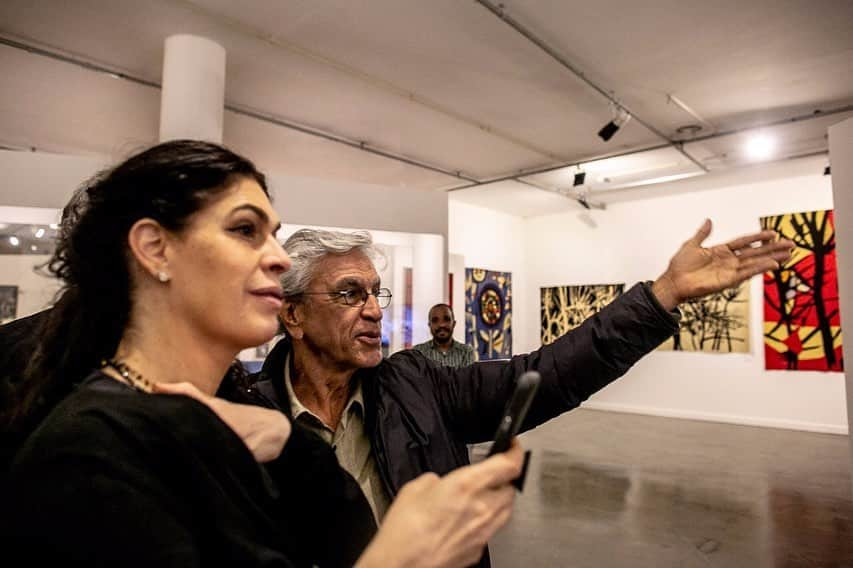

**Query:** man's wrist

left=650, top=274, right=681, bottom=312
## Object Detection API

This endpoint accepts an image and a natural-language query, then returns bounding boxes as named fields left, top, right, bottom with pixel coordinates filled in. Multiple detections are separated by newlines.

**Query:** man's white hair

left=280, top=228, right=381, bottom=297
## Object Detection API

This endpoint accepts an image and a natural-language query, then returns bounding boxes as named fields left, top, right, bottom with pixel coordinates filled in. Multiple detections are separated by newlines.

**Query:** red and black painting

left=761, top=209, right=843, bottom=371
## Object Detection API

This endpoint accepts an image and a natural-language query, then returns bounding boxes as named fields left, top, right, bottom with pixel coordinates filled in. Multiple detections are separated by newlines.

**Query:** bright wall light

left=745, top=134, right=775, bottom=161
left=9, top=236, right=20, bottom=246
left=35, top=228, right=45, bottom=238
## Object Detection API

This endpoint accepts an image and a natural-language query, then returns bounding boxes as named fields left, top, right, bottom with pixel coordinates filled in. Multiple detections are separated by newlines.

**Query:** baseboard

left=581, top=401, right=849, bottom=436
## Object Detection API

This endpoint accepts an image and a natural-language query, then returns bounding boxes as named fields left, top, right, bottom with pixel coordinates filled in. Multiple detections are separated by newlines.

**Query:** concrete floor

left=480, top=409, right=853, bottom=568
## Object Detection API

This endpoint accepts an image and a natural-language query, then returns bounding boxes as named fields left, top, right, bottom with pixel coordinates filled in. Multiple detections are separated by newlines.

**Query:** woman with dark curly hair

left=2, top=140, right=523, bottom=567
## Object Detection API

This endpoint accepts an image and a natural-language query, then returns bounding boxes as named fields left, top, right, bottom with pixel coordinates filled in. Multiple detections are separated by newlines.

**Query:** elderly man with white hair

left=251, top=223, right=792, bottom=568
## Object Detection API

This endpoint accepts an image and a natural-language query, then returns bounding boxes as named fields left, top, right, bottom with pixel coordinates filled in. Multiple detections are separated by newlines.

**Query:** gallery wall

left=450, top=155, right=848, bottom=434
left=0, top=149, right=449, bottom=239
left=448, top=200, right=527, bottom=357
left=0, top=254, right=59, bottom=321
left=0, top=149, right=449, bottom=343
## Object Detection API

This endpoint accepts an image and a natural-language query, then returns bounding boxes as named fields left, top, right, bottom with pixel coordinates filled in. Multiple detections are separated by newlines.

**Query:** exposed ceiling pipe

left=446, top=103, right=853, bottom=192
left=686, top=105, right=853, bottom=144
left=0, top=35, right=478, bottom=184
left=2, top=35, right=848, bottom=194
left=474, top=0, right=708, bottom=173
left=667, top=93, right=716, bottom=135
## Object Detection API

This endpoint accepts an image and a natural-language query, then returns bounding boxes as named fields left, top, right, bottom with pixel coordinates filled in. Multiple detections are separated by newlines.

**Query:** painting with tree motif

left=540, top=284, right=624, bottom=345
left=658, top=283, right=749, bottom=352
left=761, top=209, right=843, bottom=371
left=465, top=268, right=511, bottom=360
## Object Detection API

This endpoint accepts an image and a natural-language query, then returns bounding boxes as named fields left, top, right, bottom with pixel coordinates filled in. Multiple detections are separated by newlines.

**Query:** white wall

left=0, top=149, right=449, bottom=238
left=0, top=255, right=60, bottom=319
left=0, top=150, right=448, bottom=356
left=448, top=200, right=527, bottom=356
left=828, top=118, right=853, bottom=467
left=521, top=162, right=846, bottom=434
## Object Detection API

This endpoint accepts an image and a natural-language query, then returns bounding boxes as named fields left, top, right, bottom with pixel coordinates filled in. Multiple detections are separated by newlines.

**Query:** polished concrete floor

left=479, top=409, right=853, bottom=567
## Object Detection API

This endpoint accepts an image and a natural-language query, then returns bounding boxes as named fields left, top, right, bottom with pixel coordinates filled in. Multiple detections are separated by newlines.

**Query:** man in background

left=412, top=303, right=476, bottom=367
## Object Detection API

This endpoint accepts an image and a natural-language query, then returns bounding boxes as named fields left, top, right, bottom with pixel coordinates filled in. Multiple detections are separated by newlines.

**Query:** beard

left=432, top=329, right=452, bottom=345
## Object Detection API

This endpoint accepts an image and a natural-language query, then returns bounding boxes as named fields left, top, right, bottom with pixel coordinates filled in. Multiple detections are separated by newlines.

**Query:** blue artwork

left=465, top=268, right=512, bottom=360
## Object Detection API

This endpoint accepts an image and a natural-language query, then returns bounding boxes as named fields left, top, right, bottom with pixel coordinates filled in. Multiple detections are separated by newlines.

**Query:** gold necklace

left=100, top=358, right=156, bottom=393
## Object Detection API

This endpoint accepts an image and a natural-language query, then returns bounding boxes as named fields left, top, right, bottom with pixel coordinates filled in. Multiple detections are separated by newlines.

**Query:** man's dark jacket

left=251, top=283, right=678, bottom=565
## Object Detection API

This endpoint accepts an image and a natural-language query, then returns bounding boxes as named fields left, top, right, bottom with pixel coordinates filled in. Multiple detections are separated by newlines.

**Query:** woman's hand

left=153, top=382, right=291, bottom=463
left=357, top=440, right=524, bottom=568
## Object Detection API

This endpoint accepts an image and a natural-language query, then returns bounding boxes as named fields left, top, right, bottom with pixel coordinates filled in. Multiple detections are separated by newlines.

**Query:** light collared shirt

left=412, top=339, right=477, bottom=368
left=284, top=355, right=390, bottom=523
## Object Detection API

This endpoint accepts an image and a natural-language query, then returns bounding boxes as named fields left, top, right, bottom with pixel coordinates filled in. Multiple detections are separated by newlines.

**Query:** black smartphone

left=487, top=370, right=541, bottom=456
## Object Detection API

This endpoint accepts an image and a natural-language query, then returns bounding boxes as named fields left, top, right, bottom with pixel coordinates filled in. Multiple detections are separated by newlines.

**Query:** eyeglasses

left=302, top=287, right=393, bottom=309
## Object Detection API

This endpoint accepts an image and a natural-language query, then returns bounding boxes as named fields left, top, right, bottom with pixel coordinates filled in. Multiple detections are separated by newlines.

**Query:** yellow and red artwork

left=761, top=210, right=843, bottom=371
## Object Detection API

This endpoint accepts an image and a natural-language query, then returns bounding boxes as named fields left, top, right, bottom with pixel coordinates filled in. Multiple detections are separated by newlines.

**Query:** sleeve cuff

left=640, top=281, right=681, bottom=324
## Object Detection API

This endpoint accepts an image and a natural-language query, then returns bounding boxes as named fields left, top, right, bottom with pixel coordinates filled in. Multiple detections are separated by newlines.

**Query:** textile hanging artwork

left=403, top=267, right=413, bottom=349
left=465, top=268, right=512, bottom=360
left=761, top=209, right=843, bottom=371
left=540, top=284, right=624, bottom=345
left=658, top=282, right=750, bottom=352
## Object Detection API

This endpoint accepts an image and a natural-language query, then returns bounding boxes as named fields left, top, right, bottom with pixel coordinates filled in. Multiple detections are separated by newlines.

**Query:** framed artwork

left=403, top=267, right=413, bottom=349
left=540, top=284, right=624, bottom=345
left=761, top=209, right=843, bottom=371
left=0, top=286, right=18, bottom=324
left=658, top=283, right=749, bottom=353
left=465, top=268, right=512, bottom=360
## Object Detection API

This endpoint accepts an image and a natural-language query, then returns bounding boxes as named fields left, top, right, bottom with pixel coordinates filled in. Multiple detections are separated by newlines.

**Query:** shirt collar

left=283, top=353, right=364, bottom=430
left=430, top=338, right=458, bottom=350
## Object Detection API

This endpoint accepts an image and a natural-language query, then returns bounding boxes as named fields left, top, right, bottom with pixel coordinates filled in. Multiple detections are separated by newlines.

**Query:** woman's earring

left=157, top=271, right=171, bottom=283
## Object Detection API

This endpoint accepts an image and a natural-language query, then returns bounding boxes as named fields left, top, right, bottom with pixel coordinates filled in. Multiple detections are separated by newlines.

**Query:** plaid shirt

left=411, top=339, right=477, bottom=368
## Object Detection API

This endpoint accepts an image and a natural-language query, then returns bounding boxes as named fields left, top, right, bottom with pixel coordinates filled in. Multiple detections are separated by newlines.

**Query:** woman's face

left=165, top=177, right=290, bottom=351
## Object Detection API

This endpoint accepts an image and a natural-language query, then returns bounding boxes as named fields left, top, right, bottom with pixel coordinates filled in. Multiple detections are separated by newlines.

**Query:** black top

left=3, top=372, right=376, bottom=567
left=0, top=310, right=51, bottom=478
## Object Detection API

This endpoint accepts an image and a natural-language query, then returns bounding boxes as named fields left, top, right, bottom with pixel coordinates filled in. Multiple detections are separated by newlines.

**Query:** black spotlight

left=598, top=121, right=620, bottom=142
left=573, top=171, right=586, bottom=186
left=824, top=165, right=831, bottom=176
left=598, top=107, right=631, bottom=142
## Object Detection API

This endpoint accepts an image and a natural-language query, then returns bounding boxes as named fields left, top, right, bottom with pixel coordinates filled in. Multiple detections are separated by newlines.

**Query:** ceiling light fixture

left=9, top=236, right=20, bottom=247
left=598, top=105, right=631, bottom=142
left=744, top=134, right=775, bottom=161
left=35, top=227, right=45, bottom=238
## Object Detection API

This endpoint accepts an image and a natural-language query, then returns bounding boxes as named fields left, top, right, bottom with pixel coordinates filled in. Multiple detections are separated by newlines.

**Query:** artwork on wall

left=0, top=285, right=18, bottom=324
left=540, top=284, right=624, bottom=345
left=658, top=283, right=750, bottom=353
left=761, top=209, right=843, bottom=371
left=403, top=267, right=413, bottom=349
left=465, top=268, right=512, bottom=360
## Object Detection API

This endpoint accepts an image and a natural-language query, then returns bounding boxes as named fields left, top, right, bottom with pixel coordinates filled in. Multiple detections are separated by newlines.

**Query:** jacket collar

left=255, top=337, right=379, bottom=428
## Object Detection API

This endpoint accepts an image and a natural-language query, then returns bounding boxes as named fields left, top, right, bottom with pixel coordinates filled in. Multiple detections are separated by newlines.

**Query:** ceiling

left=0, top=223, right=57, bottom=255
left=1, top=0, right=851, bottom=217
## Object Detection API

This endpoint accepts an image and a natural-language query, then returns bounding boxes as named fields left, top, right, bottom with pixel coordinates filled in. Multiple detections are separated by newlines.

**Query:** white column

left=159, top=35, right=226, bottom=143
left=412, top=234, right=446, bottom=345
left=448, top=253, right=466, bottom=343
left=828, top=117, right=853, bottom=484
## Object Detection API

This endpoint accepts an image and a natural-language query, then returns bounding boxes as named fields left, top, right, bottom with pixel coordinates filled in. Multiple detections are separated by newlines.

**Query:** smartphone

left=487, top=370, right=541, bottom=456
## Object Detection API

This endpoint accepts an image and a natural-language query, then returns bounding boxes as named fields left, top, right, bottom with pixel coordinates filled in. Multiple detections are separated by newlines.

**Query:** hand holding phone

left=486, top=371, right=540, bottom=491
left=487, top=371, right=541, bottom=456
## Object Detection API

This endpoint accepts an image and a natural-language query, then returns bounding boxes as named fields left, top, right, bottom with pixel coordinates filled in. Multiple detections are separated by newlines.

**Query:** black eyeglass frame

left=300, top=287, right=393, bottom=309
